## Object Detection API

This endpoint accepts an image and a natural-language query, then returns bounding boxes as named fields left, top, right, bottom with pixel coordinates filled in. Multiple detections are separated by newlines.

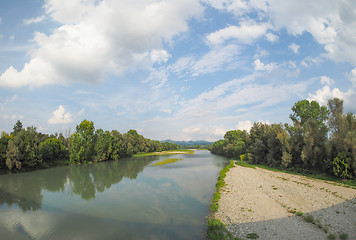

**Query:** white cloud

left=150, top=49, right=171, bottom=64
left=267, top=0, right=356, bottom=65
left=308, top=86, right=356, bottom=112
left=0, top=16, right=2, bottom=24
left=236, top=120, right=253, bottom=132
left=320, top=76, right=335, bottom=86
left=0, top=0, right=203, bottom=88
left=266, top=32, right=279, bottom=42
left=23, top=15, right=46, bottom=25
left=350, top=67, right=356, bottom=87
left=48, top=105, right=74, bottom=124
left=191, top=44, right=240, bottom=76
left=254, top=59, right=277, bottom=72
left=1, top=114, right=23, bottom=120
left=202, top=0, right=249, bottom=16
left=205, top=0, right=356, bottom=65
left=206, top=20, right=270, bottom=45
left=288, top=43, right=300, bottom=54
left=301, top=56, right=324, bottom=67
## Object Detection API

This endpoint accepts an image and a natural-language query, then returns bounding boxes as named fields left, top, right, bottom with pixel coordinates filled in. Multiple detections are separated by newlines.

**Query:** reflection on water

left=0, top=150, right=228, bottom=240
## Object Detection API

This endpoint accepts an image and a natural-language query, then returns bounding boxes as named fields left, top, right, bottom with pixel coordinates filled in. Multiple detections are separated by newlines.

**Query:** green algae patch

left=134, top=150, right=194, bottom=157
left=152, top=158, right=183, bottom=166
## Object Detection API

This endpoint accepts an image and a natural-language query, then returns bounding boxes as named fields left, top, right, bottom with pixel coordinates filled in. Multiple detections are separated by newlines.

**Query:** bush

left=333, top=152, right=353, bottom=179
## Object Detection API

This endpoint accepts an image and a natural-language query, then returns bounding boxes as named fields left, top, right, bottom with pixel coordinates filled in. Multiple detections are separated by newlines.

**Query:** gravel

left=215, top=164, right=356, bottom=240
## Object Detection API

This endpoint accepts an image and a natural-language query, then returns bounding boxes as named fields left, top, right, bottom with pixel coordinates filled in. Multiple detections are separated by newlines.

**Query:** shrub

left=304, top=214, right=314, bottom=223
left=333, top=152, right=353, bottom=179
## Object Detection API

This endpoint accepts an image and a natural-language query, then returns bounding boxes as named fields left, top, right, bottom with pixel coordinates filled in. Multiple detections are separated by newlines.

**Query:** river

left=0, top=150, right=229, bottom=240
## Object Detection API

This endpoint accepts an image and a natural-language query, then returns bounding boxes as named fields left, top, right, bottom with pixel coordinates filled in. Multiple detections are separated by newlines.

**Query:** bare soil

left=215, top=164, right=356, bottom=240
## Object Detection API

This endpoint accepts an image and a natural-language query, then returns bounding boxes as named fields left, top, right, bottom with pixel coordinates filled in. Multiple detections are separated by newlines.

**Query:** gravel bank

left=215, top=164, right=356, bottom=240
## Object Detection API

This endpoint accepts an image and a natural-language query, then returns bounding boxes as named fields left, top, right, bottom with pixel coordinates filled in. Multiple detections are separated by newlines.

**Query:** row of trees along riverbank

left=0, top=120, right=179, bottom=172
left=210, top=98, right=356, bottom=180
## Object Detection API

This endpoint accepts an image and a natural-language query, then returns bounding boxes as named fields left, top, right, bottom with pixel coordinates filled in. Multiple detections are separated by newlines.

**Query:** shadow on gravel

left=225, top=198, right=356, bottom=240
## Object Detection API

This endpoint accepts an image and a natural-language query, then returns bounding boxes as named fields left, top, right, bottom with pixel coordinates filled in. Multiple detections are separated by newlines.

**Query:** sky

left=0, top=0, right=355, bottom=141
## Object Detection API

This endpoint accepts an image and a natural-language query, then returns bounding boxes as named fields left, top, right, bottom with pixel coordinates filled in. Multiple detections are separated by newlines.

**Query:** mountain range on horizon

left=161, top=140, right=213, bottom=146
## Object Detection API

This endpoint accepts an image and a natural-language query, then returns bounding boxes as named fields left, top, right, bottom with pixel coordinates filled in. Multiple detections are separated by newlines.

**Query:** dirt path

left=215, top=164, right=356, bottom=240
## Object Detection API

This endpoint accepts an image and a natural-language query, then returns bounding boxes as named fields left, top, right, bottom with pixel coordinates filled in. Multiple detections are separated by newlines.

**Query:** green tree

left=6, top=140, right=22, bottom=170
left=39, top=138, right=67, bottom=163
left=290, top=100, right=329, bottom=169
left=69, top=120, right=95, bottom=163
left=94, top=129, right=113, bottom=162
left=13, top=120, right=23, bottom=135
left=0, top=132, right=11, bottom=169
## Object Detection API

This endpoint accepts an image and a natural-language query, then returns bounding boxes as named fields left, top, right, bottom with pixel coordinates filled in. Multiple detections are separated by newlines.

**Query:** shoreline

left=215, top=163, right=356, bottom=240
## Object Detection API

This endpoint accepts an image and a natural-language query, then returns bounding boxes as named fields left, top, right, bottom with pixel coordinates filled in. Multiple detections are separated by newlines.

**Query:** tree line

left=210, top=98, right=356, bottom=179
left=0, top=119, right=179, bottom=172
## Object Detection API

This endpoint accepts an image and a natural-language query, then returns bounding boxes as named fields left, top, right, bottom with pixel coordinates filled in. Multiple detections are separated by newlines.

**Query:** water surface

left=0, top=150, right=228, bottom=240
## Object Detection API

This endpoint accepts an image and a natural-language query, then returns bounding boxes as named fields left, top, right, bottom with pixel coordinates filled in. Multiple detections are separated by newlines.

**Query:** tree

left=0, top=132, right=11, bottom=169
left=69, top=120, right=95, bottom=163
left=6, top=140, right=21, bottom=170
left=94, top=129, right=113, bottom=162
left=13, top=120, right=23, bottom=135
left=290, top=100, right=329, bottom=169
left=39, top=138, right=67, bottom=163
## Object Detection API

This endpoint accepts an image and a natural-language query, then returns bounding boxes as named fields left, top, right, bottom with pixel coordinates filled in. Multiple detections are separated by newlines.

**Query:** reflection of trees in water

left=0, top=157, right=155, bottom=211
left=69, top=157, right=154, bottom=199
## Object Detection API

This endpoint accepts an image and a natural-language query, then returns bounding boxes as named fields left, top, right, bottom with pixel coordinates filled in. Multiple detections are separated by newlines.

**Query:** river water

left=0, top=150, right=228, bottom=240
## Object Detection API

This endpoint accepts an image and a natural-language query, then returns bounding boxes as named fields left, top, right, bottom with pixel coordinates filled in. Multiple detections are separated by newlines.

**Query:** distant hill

left=161, top=140, right=213, bottom=146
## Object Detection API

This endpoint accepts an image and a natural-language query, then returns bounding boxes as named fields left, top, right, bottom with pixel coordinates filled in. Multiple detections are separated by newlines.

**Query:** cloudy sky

left=0, top=0, right=355, bottom=141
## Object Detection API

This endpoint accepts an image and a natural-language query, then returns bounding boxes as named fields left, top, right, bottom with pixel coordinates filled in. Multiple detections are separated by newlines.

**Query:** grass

left=206, top=219, right=242, bottom=240
left=296, top=211, right=303, bottom=216
left=207, top=160, right=241, bottom=240
left=340, top=233, right=349, bottom=240
left=246, top=233, right=259, bottom=239
left=210, top=160, right=236, bottom=213
left=328, top=234, right=337, bottom=240
left=152, top=158, right=182, bottom=166
left=304, top=214, right=315, bottom=223
left=133, top=149, right=194, bottom=157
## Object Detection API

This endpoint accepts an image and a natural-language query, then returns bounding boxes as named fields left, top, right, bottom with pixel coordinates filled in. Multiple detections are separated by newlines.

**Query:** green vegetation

left=206, top=218, right=241, bottom=240
left=134, top=149, right=194, bottom=157
left=303, top=214, right=315, bottom=223
left=328, top=234, right=337, bottom=240
left=296, top=211, right=303, bottom=216
left=210, top=98, right=356, bottom=181
left=0, top=120, right=180, bottom=173
left=210, top=160, right=235, bottom=213
left=246, top=233, right=259, bottom=239
left=152, top=158, right=182, bottom=166
left=207, top=160, right=238, bottom=240
left=340, top=233, right=349, bottom=240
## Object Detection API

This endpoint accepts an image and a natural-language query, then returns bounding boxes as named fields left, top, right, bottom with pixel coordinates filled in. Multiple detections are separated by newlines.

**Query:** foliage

left=1, top=120, right=180, bottom=173
left=152, top=158, right=182, bottom=166
left=206, top=218, right=241, bottom=240
left=210, top=98, right=356, bottom=180
left=0, top=132, right=11, bottom=169
left=246, top=233, right=259, bottom=239
left=210, top=160, right=235, bottom=213
left=304, top=214, right=315, bottom=223
left=333, top=152, right=353, bottom=179
left=39, top=138, right=67, bottom=163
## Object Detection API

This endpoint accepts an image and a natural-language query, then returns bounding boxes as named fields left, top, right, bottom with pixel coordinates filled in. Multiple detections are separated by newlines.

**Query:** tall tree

left=69, top=120, right=96, bottom=163
left=290, top=100, right=329, bottom=169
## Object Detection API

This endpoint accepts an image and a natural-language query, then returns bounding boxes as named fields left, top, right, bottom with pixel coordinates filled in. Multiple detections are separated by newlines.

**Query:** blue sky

left=0, top=0, right=355, bottom=141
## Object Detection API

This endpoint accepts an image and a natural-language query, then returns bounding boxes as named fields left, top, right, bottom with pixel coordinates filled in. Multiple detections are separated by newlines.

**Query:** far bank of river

left=0, top=150, right=229, bottom=240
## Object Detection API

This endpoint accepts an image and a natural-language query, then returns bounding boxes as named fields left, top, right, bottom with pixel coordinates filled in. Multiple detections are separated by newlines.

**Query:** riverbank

left=215, top=163, right=356, bottom=240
